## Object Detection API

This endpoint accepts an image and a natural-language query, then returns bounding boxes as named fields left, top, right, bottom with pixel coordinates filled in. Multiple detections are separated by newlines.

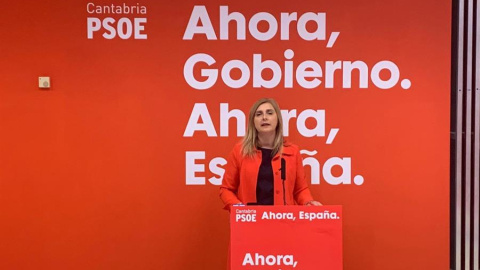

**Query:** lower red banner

left=230, top=205, right=343, bottom=270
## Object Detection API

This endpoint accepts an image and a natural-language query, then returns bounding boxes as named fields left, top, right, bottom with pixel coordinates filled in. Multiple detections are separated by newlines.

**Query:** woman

left=220, top=98, right=321, bottom=209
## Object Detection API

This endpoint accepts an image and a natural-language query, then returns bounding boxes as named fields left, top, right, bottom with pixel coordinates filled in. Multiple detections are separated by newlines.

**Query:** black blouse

left=256, top=148, right=274, bottom=205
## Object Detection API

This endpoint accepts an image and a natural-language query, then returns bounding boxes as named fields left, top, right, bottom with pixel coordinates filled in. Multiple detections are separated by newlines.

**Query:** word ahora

left=184, top=103, right=327, bottom=138
left=184, top=5, right=326, bottom=41
left=242, top=253, right=297, bottom=267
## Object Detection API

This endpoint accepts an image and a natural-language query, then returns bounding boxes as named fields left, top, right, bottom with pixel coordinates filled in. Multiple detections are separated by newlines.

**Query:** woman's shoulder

left=229, top=141, right=245, bottom=157
left=283, top=140, right=297, bottom=147
left=282, top=140, right=300, bottom=155
left=232, top=141, right=243, bottom=151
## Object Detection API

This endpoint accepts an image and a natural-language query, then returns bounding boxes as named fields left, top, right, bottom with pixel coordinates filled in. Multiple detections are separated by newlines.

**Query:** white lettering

left=183, top=6, right=217, bottom=40
left=296, top=109, right=325, bottom=137
left=220, top=103, right=246, bottom=137
left=184, top=54, right=218, bottom=90
left=185, top=6, right=326, bottom=42
left=186, top=151, right=205, bottom=185
left=117, top=18, right=133, bottom=39
left=221, top=60, right=250, bottom=88
left=280, top=13, right=297, bottom=40
left=102, top=17, right=116, bottom=39
left=296, top=60, right=322, bottom=89
left=183, top=50, right=401, bottom=91
left=297, top=12, right=326, bottom=40
left=134, top=18, right=147, bottom=39
left=87, top=17, right=147, bottom=39
left=86, top=3, right=147, bottom=14
left=323, top=157, right=351, bottom=185
left=242, top=253, right=296, bottom=266
left=249, top=12, right=278, bottom=41
left=87, top=18, right=101, bottom=39
left=220, top=6, right=246, bottom=40
left=371, top=61, right=400, bottom=89
left=343, top=61, right=368, bottom=88
left=184, top=103, right=218, bottom=137
left=253, top=54, right=282, bottom=88
left=208, top=157, right=226, bottom=185
left=281, top=109, right=297, bottom=136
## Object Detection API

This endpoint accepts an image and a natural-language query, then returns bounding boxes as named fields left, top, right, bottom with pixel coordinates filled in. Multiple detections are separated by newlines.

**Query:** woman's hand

left=305, top=200, right=322, bottom=206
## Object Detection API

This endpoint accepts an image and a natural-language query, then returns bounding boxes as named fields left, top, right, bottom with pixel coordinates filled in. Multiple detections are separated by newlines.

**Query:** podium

left=230, top=205, right=342, bottom=270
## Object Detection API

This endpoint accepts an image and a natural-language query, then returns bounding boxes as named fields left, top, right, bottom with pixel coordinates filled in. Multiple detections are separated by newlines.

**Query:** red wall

left=0, top=1, right=451, bottom=269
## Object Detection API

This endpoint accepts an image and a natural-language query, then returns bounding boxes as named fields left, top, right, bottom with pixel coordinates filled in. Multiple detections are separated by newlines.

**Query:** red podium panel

left=230, top=205, right=342, bottom=270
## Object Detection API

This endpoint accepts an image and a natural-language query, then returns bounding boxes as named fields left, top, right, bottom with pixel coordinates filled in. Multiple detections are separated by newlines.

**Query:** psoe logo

left=86, top=2, right=147, bottom=40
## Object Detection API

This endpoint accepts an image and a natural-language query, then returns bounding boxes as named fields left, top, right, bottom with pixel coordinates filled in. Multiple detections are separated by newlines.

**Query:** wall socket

left=39, top=77, right=50, bottom=89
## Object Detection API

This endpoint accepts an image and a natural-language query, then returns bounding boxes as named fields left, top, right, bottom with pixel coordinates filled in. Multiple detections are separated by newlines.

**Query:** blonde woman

left=220, top=98, right=321, bottom=209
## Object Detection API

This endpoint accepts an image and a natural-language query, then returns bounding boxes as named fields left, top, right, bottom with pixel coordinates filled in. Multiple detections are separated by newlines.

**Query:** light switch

left=39, top=77, right=50, bottom=89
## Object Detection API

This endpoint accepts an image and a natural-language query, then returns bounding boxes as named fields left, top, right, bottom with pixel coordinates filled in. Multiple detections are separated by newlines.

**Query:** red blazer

left=219, top=142, right=314, bottom=209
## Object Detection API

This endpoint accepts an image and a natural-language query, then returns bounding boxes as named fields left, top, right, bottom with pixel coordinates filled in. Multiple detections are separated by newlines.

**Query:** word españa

left=186, top=151, right=355, bottom=186
left=299, top=210, right=339, bottom=221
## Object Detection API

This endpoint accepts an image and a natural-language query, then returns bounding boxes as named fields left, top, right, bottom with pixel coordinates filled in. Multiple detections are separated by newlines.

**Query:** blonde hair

left=242, top=98, right=284, bottom=157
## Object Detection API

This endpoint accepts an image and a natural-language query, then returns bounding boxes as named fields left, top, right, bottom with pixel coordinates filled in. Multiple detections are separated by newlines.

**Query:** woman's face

left=254, top=102, right=278, bottom=135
